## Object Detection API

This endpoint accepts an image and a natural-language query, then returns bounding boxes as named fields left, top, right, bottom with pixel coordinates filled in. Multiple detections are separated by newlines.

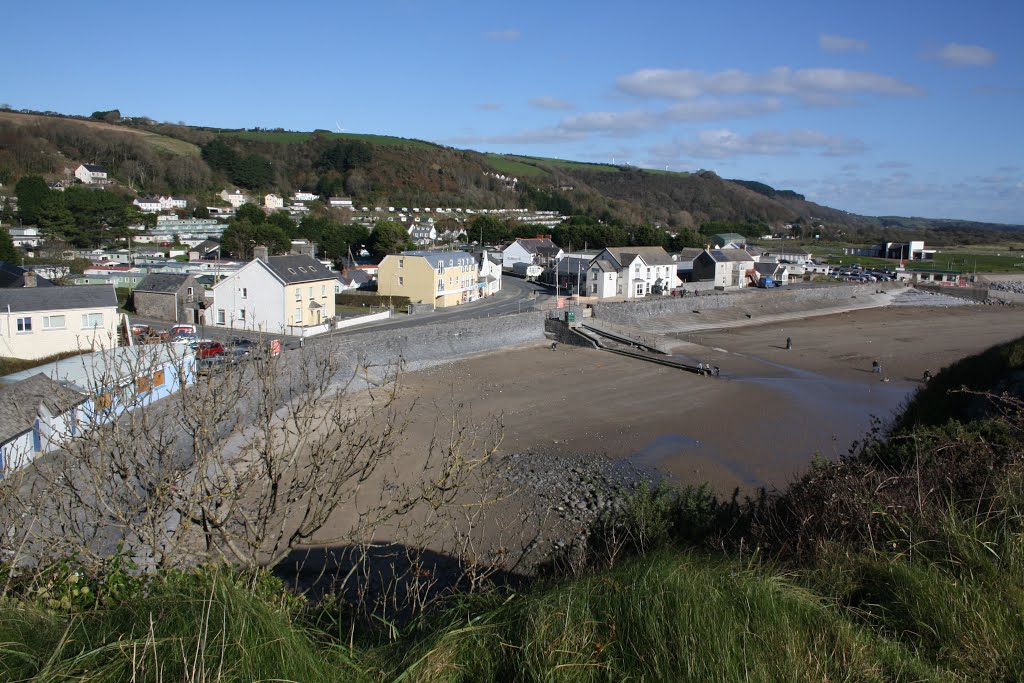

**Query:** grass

left=481, top=154, right=550, bottom=178
left=0, top=350, right=88, bottom=376
left=821, top=249, right=1024, bottom=273
left=223, top=129, right=442, bottom=150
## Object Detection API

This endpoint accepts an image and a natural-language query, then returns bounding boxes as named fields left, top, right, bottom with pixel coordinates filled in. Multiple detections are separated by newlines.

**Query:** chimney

left=253, top=245, right=269, bottom=262
left=23, top=271, right=37, bottom=288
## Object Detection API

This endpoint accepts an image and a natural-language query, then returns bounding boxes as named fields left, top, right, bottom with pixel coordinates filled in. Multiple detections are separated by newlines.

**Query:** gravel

left=988, top=280, right=1024, bottom=294
left=501, top=450, right=657, bottom=555
left=889, top=288, right=979, bottom=307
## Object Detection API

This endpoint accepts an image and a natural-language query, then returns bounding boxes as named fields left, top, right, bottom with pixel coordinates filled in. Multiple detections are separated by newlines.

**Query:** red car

left=194, top=341, right=226, bottom=359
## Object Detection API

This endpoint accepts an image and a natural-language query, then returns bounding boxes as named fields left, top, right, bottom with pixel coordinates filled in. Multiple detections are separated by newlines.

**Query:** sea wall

left=590, top=282, right=905, bottom=324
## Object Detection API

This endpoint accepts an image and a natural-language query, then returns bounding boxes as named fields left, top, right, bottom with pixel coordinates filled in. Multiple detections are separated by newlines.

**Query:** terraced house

left=377, top=251, right=479, bottom=309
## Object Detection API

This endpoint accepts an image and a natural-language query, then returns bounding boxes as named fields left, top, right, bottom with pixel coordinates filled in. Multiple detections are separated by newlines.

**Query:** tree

left=368, top=221, right=413, bottom=259
left=0, top=230, right=22, bottom=265
left=469, top=214, right=509, bottom=246
left=14, top=175, right=52, bottom=225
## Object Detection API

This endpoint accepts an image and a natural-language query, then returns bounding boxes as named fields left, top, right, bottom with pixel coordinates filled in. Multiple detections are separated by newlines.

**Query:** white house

left=0, top=285, right=119, bottom=360
left=210, top=249, right=337, bottom=334
left=691, top=248, right=757, bottom=288
left=0, top=345, right=195, bottom=476
left=8, top=226, right=41, bottom=249
left=293, top=191, right=319, bottom=202
left=75, top=164, right=109, bottom=185
left=328, top=197, right=353, bottom=208
left=585, top=247, right=678, bottom=299
left=133, top=196, right=164, bottom=213
left=160, top=196, right=188, bottom=211
left=407, top=221, right=437, bottom=247
left=501, top=237, right=563, bottom=268
left=219, top=189, right=249, bottom=208
left=264, top=193, right=284, bottom=209
left=476, top=250, right=502, bottom=296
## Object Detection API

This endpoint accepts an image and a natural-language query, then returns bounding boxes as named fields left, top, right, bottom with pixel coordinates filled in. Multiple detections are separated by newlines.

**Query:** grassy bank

left=4, top=337, right=1024, bottom=681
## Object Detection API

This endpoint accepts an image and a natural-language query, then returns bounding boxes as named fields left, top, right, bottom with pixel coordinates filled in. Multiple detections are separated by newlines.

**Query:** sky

left=6, top=0, right=1023, bottom=223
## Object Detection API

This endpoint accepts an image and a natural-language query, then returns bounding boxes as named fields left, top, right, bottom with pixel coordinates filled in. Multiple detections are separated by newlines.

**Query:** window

left=295, top=288, right=301, bottom=301
left=42, top=315, right=65, bottom=329
left=239, top=309, right=246, bottom=321
left=399, top=259, right=404, bottom=269
left=94, top=392, right=112, bottom=411
left=298, top=267, right=307, bottom=273
left=294, top=307, right=302, bottom=324
left=16, top=317, right=31, bottom=332
left=217, top=309, right=226, bottom=325
left=438, top=279, right=444, bottom=291
left=136, top=375, right=151, bottom=394
left=81, top=313, right=103, bottom=328
left=153, top=369, right=165, bottom=387
left=309, top=265, right=317, bottom=272
left=321, top=285, right=326, bottom=297
left=241, top=288, right=247, bottom=299
left=308, top=286, right=313, bottom=298
left=398, top=276, right=404, bottom=286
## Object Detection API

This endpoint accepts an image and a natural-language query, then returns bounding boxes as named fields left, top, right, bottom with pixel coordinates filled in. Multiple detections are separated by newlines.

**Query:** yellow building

left=378, top=251, right=480, bottom=309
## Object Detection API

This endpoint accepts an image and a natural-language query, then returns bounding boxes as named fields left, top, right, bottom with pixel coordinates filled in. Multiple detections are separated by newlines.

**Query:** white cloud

left=925, top=43, right=996, bottom=67
left=483, top=29, right=521, bottom=42
left=529, top=96, right=574, bottom=110
left=819, top=33, right=868, bottom=53
left=615, top=66, right=923, bottom=99
left=662, top=97, right=784, bottom=121
left=651, top=128, right=868, bottom=160
left=559, top=110, right=659, bottom=134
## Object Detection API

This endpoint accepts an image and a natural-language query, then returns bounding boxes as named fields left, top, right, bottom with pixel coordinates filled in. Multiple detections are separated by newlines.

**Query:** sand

left=394, top=304, right=1024, bottom=494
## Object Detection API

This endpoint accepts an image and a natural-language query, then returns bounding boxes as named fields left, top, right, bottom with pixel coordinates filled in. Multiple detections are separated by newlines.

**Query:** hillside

left=1, top=108, right=1021, bottom=244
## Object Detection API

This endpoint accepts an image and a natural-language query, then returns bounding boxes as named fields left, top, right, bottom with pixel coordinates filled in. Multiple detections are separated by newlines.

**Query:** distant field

left=223, top=130, right=441, bottom=150
left=482, top=154, right=549, bottom=178
left=824, top=252, right=1024, bottom=273
left=0, top=111, right=199, bottom=156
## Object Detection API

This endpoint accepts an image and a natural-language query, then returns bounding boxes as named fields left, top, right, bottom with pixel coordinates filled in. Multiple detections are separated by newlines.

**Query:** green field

left=823, top=252, right=1024, bottom=273
left=223, top=130, right=442, bottom=150
left=481, top=154, right=550, bottom=178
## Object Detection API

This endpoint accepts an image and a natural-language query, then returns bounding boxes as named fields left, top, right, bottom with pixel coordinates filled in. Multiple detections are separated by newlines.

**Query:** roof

left=600, top=246, right=675, bottom=267
left=712, top=233, right=747, bottom=246
left=589, top=259, right=616, bottom=273
left=675, top=248, right=705, bottom=260
left=0, top=345, right=187, bottom=394
left=0, top=285, right=117, bottom=313
left=0, top=262, right=55, bottom=289
left=134, top=273, right=196, bottom=294
left=509, top=238, right=559, bottom=256
left=397, top=250, right=476, bottom=270
left=705, top=248, right=754, bottom=263
left=263, top=255, right=335, bottom=285
left=82, top=164, right=107, bottom=173
left=0, top=374, right=85, bottom=443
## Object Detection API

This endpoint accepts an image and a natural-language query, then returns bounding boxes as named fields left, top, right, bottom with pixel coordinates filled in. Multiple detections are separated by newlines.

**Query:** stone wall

left=133, top=291, right=179, bottom=322
left=915, top=284, right=989, bottom=302
left=590, top=282, right=905, bottom=324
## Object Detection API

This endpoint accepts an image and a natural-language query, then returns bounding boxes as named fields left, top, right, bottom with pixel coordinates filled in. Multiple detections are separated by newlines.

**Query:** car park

left=193, top=341, right=226, bottom=359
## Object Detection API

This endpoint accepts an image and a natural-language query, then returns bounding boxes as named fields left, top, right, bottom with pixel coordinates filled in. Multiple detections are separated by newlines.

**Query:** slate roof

left=135, top=273, right=195, bottom=294
left=511, top=238, right=560, bottom=256
left=0, top=263, right=55, bottom=289
left=82, top=164, right=107, bottom=173
left=705, top=248, right=754, bottom=263
left=398, top=250, right=476, bottom=270
left=0, top=285, right=117, bottom=313
left=589, top=259, right=616, bottom=272
left=601, top=246, right=675, bottom=267
left=711, top=233, right=747, bottom=247
left=263, top=255, right=335, bottom=285
left=0, top=373, right=85, bottom=444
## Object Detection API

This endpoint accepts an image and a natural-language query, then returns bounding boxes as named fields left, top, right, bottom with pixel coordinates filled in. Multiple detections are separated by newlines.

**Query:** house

left=8, top=226, right=42, bottom=249
left=0, top=345, right=195, bottom=475
left=407, top=221, right=437, bottom=247
left=585, top=247, right=678, bottom=299
left=132, top=273, right=206, bottom=324
left=75, top=164, right=109, bottom=185
left=133, top=196, right=164, bottom=213
left=159, top=196, right=188, bottom=211
left=377, top=250, right=480, bottom=309
left=501, top=237, right=563, bottom=268
left=219, top=189, right=249, bottom=208
left=292, top=191, right=319, bottom=202
left=0, top=263, right=55, bottom=289
left=335, top=268, right=373, bottom=293
left=753, top=261, right=789, bottom=285
left=264, top=193, right=284, bottom=209
left=188, top=240, right=221, bottom=262
left=210, top=248, right=337, bottom=333
left=328, top=197, right=353, bottom=208
left=710, top=233, right=748, bottom=249
left=0, top=285, right=119, bottom=360
left=691, top=248, right=756, bottom=288
left=843, top=240, right=934, bottom=262
left=674, top=247, right=706, bottom=283
left=476, top=250, right=502, bottom=297
left=0, top=373, right=84, bottom=475
left=760, top=246, right=813, bottom=265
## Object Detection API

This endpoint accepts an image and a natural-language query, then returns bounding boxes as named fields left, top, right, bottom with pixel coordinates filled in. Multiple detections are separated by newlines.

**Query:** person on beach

left=786, top=336, right=792, bottom=350
left=872, top=359, right=881, bottom=374
left=713, top=365, right=720, bottom=377
left=698, top=361, right=704, bottom=375
left=923, top=369, right=932, bottom=382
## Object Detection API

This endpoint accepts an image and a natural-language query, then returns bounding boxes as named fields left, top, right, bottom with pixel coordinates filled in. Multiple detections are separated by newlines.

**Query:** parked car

left=193, top=341, right=226, bottom=359
left=197, top=356, right=230, bottom=376
left=162, top=324, right=198, bottom=340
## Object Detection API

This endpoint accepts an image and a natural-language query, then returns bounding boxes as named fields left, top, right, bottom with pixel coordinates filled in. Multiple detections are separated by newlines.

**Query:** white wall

left=0, top=307, right=119, bottom=360
left=211, top=262, right=287, bottom=333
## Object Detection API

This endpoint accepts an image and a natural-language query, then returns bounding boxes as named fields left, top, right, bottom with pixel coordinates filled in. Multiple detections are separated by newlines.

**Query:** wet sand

left=395, top=305, right=1024, bottom=494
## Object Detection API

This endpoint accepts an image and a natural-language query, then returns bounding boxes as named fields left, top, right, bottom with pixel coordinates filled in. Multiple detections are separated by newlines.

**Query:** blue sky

left=7, top=0, right=1022, bottom=223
